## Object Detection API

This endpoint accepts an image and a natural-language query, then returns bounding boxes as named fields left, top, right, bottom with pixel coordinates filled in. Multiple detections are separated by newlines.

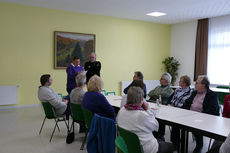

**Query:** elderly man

left=183, top=75, right=219, bottom=153
left=38, top=74, right=68, bottom=116
left=84, top=52, right=101, bottom=83
left=66, top=57, right=84, bottom=94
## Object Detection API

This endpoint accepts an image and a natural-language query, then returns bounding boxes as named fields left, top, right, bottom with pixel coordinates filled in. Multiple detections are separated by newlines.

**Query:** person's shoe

left=193, top=146, right=202, bottom=153
left=158, top=135, right=165, bottom=142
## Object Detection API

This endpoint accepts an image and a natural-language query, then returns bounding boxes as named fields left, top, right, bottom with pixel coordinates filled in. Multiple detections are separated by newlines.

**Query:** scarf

left=124, top=103, right=144, bottom=111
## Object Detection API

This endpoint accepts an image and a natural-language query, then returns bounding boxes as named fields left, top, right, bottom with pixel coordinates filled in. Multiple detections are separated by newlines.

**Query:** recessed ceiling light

left=146, top=12, right=166, bottom=17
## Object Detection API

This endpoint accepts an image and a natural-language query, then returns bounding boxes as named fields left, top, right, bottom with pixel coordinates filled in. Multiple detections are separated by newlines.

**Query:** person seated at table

left=123, top=71, right=147, bottom=98
left=183, top=75, right=219, bottom=153
left=117, top=86, right=174, bottom=153
left=148, top=72, right=174, bottom=141
left=222, top=93, right=230, bottom=118
left=120, top=80, right=146, bottom=108
left=70, top=73, right=86, bottom=132
left=148, top=72, right=174, bottom=104
left=167, top=75, right=193, bottom=148
left=82, top=75, right=115, bottom=120
left=38, top=74, right=68, bottom=116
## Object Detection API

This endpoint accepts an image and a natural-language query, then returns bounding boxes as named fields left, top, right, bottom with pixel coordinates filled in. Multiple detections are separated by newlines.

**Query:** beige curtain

left=194, top=18, right=209, bottom=81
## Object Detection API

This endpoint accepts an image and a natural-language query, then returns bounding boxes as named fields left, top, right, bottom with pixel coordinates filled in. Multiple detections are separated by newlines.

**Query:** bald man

left=84, top=52, right=101, bottom=83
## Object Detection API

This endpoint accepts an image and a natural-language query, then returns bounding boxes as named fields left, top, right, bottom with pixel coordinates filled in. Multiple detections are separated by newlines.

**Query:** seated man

left=117, top=87, right=174, bottom=153
left=183, top=75, right=219, bottom=153
left=38, top=74, right=68, bottom=116
left=167, top=75, right=193, bottom=148
left=148, top=72, right=174, bottom=141
left=123, top=71, right=147, bottom=98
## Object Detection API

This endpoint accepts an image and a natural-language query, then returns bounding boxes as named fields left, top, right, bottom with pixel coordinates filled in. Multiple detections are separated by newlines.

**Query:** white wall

left=170, top=21, right=197, bottom=85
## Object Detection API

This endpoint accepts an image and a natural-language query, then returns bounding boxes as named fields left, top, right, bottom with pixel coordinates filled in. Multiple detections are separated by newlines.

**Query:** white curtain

left=208, top=15, right=230, bottom=85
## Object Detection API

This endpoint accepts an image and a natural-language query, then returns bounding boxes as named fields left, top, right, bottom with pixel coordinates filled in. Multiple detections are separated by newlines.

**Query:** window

left=207, top=15, right=230, bottom=85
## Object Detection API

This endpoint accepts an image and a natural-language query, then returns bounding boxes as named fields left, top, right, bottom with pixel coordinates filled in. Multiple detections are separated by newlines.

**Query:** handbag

left=66, top=122, right=75, bottom=144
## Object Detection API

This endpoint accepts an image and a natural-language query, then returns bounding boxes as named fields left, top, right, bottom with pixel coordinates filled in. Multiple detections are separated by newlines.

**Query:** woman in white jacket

left=117, top=86, right=173, bottom=153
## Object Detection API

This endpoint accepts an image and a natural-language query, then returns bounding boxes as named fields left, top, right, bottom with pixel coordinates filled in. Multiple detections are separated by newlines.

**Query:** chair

left=115, top=136, right=128, bottom=153
left=117, top=125, right=144, bottom=153
left=81, top=108, right=93, bottom=150
left=70, top=103, right=85, bottom=133
left=101, top=90, right=106, bottom=96
left=39, top=102, right=68, bottom=142
left=107, top=92, right=116, bottom=96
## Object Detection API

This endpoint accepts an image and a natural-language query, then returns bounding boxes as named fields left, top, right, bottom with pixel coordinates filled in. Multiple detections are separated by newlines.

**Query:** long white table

left=106, top=96, right=230, bottom=153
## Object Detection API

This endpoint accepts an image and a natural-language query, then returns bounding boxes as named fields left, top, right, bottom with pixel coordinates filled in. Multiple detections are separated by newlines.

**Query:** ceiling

left=1, top=0, right=230, bottom=24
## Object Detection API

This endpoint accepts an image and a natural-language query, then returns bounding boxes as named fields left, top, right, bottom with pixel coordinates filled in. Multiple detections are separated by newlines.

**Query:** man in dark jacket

left=183, top=75, right=219, bottom=153
left=84, top=52, right=101, bottom=83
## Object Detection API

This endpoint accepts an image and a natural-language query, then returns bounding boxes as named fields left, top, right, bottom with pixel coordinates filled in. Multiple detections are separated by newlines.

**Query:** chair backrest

left=217, top=92, right=229, bottom=105
left=70, top=103, right=85, bottom=122
left=82, top=108, right=93, bottom=129
left=115, top=136, right=128, bottom=153
left=41, top=102, right=55, bottom=119
left=216, top=86, right=229, bottom=89
left=117, top=125, right=143, bottom=153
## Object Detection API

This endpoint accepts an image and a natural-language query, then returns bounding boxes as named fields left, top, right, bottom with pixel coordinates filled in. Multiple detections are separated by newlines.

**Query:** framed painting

left=54, top=31, right=95, bottom=68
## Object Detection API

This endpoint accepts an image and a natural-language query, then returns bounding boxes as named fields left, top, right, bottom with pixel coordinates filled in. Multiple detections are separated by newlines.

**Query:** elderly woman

left=120, top=80, right=146, bottom=108
left=148, top=72, right=174, bottom=105
left=117, top=87, right=174, bottom=153
left=123, top=71, right=147, bottom=98
left=167, top=75, right=193, bottom=148
left=82, top=75, right=115, bottom=120
left=70, top=73, right=86, bottom=132
left=148, top=72, right=174, bottom=141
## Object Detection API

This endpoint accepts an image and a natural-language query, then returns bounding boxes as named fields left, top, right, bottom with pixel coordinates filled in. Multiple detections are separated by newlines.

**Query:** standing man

left=183, top=75, right=219, bottom=153
left=84, top=52, right=101, bottom=83
left=66, top=57, right=84, bottom=94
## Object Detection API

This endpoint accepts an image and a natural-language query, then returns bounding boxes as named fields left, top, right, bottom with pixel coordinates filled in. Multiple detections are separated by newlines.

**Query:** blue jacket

left=82, top=92, right=115, bottom=120
left=87, top=114, right=116, bottom=153
left=182, top=89, right=219, bottom=116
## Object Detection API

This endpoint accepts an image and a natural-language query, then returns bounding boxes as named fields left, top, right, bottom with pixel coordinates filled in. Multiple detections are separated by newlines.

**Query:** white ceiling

left=1, top=0, right=230, bottom=24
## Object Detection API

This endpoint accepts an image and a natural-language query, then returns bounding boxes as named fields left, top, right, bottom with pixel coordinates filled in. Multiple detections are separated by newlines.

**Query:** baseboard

left=0, top=104, right=41, bottom=110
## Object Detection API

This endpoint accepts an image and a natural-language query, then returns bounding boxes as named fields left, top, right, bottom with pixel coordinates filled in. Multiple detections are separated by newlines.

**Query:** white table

left=106, top=96, right=230, bottom=153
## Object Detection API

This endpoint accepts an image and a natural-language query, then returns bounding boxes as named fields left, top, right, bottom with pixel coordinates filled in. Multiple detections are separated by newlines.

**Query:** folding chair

left=39, top=102, right=68, bottom=142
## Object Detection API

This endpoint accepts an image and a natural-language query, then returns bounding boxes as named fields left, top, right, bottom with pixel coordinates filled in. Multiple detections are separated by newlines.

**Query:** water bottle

left=159, top=95, right=162, bottom=105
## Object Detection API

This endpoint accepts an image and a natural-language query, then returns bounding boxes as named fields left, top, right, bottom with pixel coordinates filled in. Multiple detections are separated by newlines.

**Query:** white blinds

left=208, top=15, right=230, bottom=85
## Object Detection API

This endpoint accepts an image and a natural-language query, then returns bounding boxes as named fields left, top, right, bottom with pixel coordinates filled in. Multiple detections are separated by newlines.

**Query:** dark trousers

left=170, top=126, right=180, bottom=146
left=194, top=133, right=203, bottom=148
left=153, top=122, right=166, bottom=139
left=66, top=88, right=74, bottom=95
left=157, top=140, right=174, bottom=153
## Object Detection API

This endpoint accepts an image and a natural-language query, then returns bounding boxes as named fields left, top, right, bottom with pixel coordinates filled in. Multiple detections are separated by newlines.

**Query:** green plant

left=162, top=57, right=180, bottom=85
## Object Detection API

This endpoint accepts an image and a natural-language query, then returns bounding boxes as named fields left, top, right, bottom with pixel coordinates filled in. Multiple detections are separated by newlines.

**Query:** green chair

left=117, top=125, right=143, bottom=153
left=70, top=103, right=85, bottom=131
left=216, top=92, right=229, bottom=105
left=39, top=102, right=68, bottom=142
left=216, top=86, right=229, bottom=89
left=107, top=92, right=116, bottom=96
left=115, top=136, right=128, bottom=153
left=81, top=108, right=93, bottom=150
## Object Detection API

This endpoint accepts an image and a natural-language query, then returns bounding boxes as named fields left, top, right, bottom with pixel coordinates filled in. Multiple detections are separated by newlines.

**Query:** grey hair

left=127, top=87, right=144, bottom=104
left=76, top=73, right=86, bottom=87
left=162, top=72, right=172, bottom=84
left=198, top=75, right=210, bottom=89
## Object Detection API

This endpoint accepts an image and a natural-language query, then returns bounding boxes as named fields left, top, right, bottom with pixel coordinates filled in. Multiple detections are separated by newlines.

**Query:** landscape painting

left=54, top=31, right=95, bottom=68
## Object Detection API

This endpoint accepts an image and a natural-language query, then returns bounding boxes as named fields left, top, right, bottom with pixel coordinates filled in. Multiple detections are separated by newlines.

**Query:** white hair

left=162, top=72, right=172, bottom=84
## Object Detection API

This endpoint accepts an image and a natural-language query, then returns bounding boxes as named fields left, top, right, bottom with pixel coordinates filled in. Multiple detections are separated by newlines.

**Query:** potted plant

left=162, top=57, right=180, bottom=86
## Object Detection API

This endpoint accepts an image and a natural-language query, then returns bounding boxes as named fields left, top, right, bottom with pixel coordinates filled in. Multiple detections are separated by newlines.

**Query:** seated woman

left=70, top=73, right=86, bottom=132
left=123, top=71, right=147, bottom=98
left=117, top=87, right=174, bottom=153
left=167, top=75, right=193, bottom=148
left=120, top=80, right=145, bottom=108
left=82, top=75, right=115, bottom=120
left=148, top=72, right=174, bottom=140
left=148, top=72, right=174, bottom=105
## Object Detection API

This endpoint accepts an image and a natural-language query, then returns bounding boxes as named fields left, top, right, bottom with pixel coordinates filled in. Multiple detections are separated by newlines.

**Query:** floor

left=0, top=106, right=211, bottom=153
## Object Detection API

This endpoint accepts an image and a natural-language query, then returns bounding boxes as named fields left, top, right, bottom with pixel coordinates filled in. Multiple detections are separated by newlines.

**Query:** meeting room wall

left=0, top=2, right=171, bottom=106
left=170, top=21, right=197, bottom=85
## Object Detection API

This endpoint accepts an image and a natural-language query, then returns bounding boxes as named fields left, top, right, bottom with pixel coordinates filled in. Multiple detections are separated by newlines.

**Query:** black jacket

left=182, top=89, right=219, bottom=116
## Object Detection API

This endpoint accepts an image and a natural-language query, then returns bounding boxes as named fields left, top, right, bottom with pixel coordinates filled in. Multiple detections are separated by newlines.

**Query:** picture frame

left=54, top=31, right=96, bottom=69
